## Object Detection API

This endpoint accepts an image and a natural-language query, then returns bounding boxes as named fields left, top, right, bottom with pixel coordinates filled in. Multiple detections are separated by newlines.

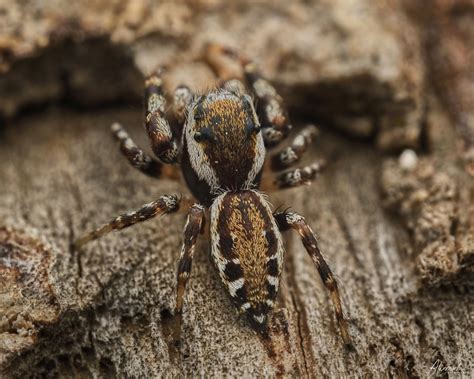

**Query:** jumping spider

left=74, top=45, right=352, bottom=347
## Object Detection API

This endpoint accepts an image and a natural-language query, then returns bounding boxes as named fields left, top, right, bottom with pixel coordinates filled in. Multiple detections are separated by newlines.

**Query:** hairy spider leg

left=242, top=62, right=292, bottom=147
left=173, top=204, right=205, bottom=344
left=260, top=160, right=326, bottom=192
left=270, top=124, right=319, bottom=171
left=74, top=195, right=192, bottom=248
left=111, top=122, right=180, bottom=180
left=274, top=211, right=353, bottom=348
left=144, top=70, right=180, bottom=164
left=203, top=42, right=243, bottom=82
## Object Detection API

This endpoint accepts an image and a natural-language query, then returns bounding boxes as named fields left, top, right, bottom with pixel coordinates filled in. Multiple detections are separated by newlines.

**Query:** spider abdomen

left=210, top=190, right=284, bottom=332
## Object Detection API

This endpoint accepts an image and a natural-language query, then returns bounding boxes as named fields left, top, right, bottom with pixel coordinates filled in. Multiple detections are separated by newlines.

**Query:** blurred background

left=0, top=1, right=472, bottom=377
left=1, top=0, right=472, bottom=156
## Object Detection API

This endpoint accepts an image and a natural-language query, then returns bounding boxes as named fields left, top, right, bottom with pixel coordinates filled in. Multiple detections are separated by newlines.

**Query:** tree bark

left=0, top=0, right=473, bottom=377
left=0, top=104, right=472, bottom=377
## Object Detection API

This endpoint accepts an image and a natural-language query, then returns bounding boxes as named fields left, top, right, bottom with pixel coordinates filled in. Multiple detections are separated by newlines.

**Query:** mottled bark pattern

left=0, top=107, right=471, bottom=377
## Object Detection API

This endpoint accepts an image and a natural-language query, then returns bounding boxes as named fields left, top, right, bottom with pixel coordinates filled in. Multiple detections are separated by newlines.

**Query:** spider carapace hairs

left=74, top=44, right=352, bottom=348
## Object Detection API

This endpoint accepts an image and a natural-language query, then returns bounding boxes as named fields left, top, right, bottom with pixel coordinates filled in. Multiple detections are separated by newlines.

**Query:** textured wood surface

left=1, top=106, right=472, bottom=377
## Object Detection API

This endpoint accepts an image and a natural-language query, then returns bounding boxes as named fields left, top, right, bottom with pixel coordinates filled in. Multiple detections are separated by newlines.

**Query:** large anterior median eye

left=194, top=132, right=203, bottom=142
left=194, top=128, right=215, bottom=143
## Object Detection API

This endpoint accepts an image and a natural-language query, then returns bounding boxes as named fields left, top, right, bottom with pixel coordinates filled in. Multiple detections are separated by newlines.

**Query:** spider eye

left=194, top=132, right=203, bottom=142
left=193, top=128, right=215, bottom=143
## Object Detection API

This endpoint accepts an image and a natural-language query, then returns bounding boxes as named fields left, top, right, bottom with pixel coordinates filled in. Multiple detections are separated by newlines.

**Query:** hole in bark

left=0, top=37, right=143, bottom=120
left=99, top=357, right=117, bottom=377
left=56, top=354, right=70, bottom=364
left=38, top=358, right=57, bottom=373
left=160, top=308, right=173, bottom=320
left=81, top=345, right=95, bottom=357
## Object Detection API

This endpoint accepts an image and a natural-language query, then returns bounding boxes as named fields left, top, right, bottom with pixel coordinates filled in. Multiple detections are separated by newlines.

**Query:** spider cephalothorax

left=182, top=89, right=265, bottom=206
left=74, top=45, right=352, bottom=348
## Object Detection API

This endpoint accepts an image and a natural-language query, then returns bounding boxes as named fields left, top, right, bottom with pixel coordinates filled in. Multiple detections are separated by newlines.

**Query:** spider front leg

left=111, top=122, right=179, bottom=180
left=144, top=71, right=179, bottom=164
left=74, top=195, right=191, bottom=248
left=274, top=211, right=352, bottom=348
left=243, top=62, right=292, bottom=146
left=173, top=204, right=205, bottom=344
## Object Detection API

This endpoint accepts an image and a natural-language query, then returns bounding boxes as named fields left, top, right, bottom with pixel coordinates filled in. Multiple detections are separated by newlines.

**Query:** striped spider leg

left=274, top=211, right=353, bottom=348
